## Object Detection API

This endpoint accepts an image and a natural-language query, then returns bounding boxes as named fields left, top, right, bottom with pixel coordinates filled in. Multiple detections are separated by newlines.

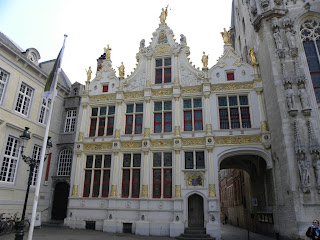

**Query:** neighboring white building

left=66, top=11, right=272, bottom=240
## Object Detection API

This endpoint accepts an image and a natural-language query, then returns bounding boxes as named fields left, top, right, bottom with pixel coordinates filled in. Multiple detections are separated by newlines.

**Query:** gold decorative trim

left=110, top=185, right=117, bottom=196
left=208, top=149, right=213, bottom=153
left=124, top=91, right=144, bottom=99
left=83, top=142, right=112, bottom=151
left=214, top=135, right=261, bottom=145
left=206, top=124, right=212, bottom=134
left=89, top=94, right=116, bottom=102
left=72, top=185, right=78, bottom=196
left=154, top=44, right=171, bottom=55
left=114, top=152, right=119, bottom=156
left=181, top=138, right=206, bottom=146
left=174, top=126, right=181, bottom=136
left=260, top=121, right=269, bottom=132
left=78, top=132, right=84, bottom=141
left=175, top=150, right=180, bottom=154
left=115, top=129, right=120, bottom=139
left=181, top=85, right=202, bottom=94
left=144, top=128, right=150, bottom=138
left=121, top=141, right=142, bottom=149
left=209, top=184, right=216, bottom=197
left=142, top=185, right=148, bottom=197
left=82, top=105, right=88, bottom=109
left=211, top=82, right=254, bottom=91
left=151, top=139, right=172, bottom=148
left=175, top=185, right=181, bottom=197
left=76, top=153, right=81, bottom=158
left=151, top=88, right=173, bottom=97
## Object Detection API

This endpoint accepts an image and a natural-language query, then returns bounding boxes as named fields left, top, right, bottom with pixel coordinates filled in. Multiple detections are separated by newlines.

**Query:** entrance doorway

left=188, top=194, right=204, bottom=227
left=51, top=182, right=69, bottom=220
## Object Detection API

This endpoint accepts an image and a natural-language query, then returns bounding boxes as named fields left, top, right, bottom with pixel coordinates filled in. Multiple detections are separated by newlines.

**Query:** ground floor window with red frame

left=122, top=153, right=141, bottom=198
left=152, top=152, right=172, bottom=198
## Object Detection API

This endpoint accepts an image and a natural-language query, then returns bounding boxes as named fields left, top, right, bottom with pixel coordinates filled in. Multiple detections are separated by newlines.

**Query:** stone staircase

left=176, top=227, right=216, bottom=240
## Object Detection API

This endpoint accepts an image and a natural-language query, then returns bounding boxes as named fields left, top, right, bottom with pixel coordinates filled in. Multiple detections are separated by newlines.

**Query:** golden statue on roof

left=202, top=52, right=208, bottom=68
left=104, top=45, right=112, bottom=60
left=118, top=62, right=125, bottom=77
left=86, top=66, right=92, bottom=81
left=160, top=6, right=168, bottom=23
left=248, top=48, right=258, bottom=65
left=221, top=28, right=231, bottom=44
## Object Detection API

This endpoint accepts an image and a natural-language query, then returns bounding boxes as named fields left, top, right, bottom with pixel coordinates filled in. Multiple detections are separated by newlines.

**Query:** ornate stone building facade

left=66, top=10, right=272, bottom=239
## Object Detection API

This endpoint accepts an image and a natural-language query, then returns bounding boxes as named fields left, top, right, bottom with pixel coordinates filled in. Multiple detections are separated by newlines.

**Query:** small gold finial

left=104, top=44, right=112, bottom=60
left=248, top=48, right=258, bottom=65
left=118, top=62, right=125, bottom=77
left=159, top=6, right=168, bottom=23
left=86, top=66, right=92, bottom=81
left=221, top=28, right=231, bottom=44
left=202, top=51, right=208, bottom=68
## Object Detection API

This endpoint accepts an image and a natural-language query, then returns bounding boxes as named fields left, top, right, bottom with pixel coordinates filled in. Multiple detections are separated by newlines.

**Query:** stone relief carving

left=180, top=34, right=187, bottom=46
left=140, top=39, right=145, bottom=49
left=297, top=153, right=311, bottom=193
left=260, top=0, right=270, bottom=8
left=307, top=120, right=320, bottom=153
left=125, top=68, right=146, bottom=91
left=285, top=29, right=296, bottom=49
left=294, top=121, right=306, bottom=154
left=313, top=154, right=320, bottom=193
left=273, top=29, right=284, bottom=50
left=298, top=87, right=310, bottom=110
left=180, top=65, right=200, bottom=86
left=285, top=87, right=296, bottom=110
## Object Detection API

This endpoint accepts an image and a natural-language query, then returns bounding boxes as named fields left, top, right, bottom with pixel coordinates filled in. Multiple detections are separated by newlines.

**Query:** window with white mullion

left=15, top=83, right=33, bottom=116
left=183, top=98, right=203, bottom=131
left=0, top=136, right=20, bottom=182
left=31, top=145, right=41, bottom=186
left=125, top=103, right=143, bottom=134
left=57, top=149, right=73, bottom=176
left=154, top=100, right=172, bottom=133
left=64, top=110, right=77, bottom=133
left=185, top=151, right=205, bottom=170
left=155, top=58, right=171, bottom=84
left=152, top=152, right=172, bottom=198
left=0, top=68, right=9, bottom=103
left=121, top=153, right=141, bottom=198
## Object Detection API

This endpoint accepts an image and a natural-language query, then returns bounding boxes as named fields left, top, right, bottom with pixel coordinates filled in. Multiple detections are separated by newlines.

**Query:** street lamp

left=15, top=127, right=52, bottom=240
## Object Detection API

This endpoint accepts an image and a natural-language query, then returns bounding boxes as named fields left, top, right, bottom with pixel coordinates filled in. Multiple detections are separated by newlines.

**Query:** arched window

left=57, top=149, right=73, bottom=176
left=300, top=19, right=320, bottom=102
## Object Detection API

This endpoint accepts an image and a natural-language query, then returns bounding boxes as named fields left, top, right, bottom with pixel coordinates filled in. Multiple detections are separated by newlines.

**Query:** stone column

left=256, top=90, right=269, bottom=131
left=115, top=101, right=123, bottom=138
left=174, top=97, right=181, bottom=136
left=207, top=149, right=216, bottom=197
left=142, top=151, right=149, bottom=198
left=174, top=52, right=179, bottom=84
left=110, top=152, right=119, bottom=197
left=175, top=150, right=181, bottom=197
left=144, top=99, right=151, bottom=138
left=72, top=153, right=82, bottom=197
left=146, top=55, right=152, bottom=87
left=78, top=104, right=88, bottom=139
left=204, top=94, right=212, bottom=135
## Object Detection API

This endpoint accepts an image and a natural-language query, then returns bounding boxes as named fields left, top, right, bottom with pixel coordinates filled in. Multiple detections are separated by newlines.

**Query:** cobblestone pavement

left=1, top=224, right=275, bottom=240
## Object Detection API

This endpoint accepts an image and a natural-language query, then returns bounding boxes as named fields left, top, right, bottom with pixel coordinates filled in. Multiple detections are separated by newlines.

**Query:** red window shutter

left=227, top=72, right=235, bottom=81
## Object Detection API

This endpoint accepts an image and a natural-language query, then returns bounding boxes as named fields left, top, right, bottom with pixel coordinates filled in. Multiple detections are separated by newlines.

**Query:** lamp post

left=15, top=127, right=52, bottom=240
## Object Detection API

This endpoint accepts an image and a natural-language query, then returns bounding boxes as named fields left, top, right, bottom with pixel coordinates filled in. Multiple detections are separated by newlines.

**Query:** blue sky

left=0, top=0, right=233, bottom=84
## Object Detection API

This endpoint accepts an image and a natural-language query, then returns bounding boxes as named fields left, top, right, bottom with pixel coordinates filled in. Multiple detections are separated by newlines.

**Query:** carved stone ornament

left=111, top=185, right=117, bottom=196
left=260, top=0, right=270, bottom=8
left=313, top=154, right=320, bottom=193
left=124, top=91, right=144, bottom=99
left=307, top=120, right=320, bottom=154
left=181, top=138, right=206, bottom=146
left=84, top=142, right=112, bottom=151
left=144, top=128, right=150, bottom=138
left=285, top=86, right=296, bottom=111
left=142, top=185, right=148, bottom=197
left=285, top=29, right=296, bottom=49
left=297, top=153, right=311, bottom=193
left=214, top=135, right=261, bottom=145
left=273, top=29, right=284, bottom=50
left=271, top=17, right=281, bottom=30
left=274, top=0, right=282, bottom=5
left=294, top=121, right=306, bottom=154
left=174, top=126, right=181, bottom=136
left=209, top=184, right=216, bottom=197
left=154, top=44, right=171, bottom=55
left=211, top=82, right=254, bottom=92
left=181, top=85, right=202, bottom=94
left=78, top=132, right=84, bottom=141
left=261, top=121, right=269, bottom=132
left=151, top=139, right=172, bottom=148
left=89, top=94, right=116, bottom=103
left=151, top=88, right=173, bottom=97
left=175, top=185, right=181, bottom=197
left=121, top=141, right=142, bottom=149
left=298, top=87, right=311, bottom=110
left=72, top=185, right=78, bottom=196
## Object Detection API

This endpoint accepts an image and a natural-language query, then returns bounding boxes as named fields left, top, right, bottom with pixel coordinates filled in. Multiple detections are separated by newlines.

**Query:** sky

left=0, top=0, right=233, bottom=85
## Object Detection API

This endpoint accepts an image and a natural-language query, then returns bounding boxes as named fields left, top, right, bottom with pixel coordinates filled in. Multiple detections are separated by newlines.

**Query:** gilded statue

left=160, top=6, right=168, bottom=24
left=201, top=51, right=208, bottom=68
left=248, top=48, right=258, bottom=65
left=221, top=28, right=231, bottom=44
left=86, top=66, right=92, bottom=81
left=104, top=44, right=112, bottom=60
left=118, top=62, right=125, bottom=77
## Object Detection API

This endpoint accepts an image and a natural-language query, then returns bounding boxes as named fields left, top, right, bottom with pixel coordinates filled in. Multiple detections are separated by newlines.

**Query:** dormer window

left=227, top=72, right=235, bottom=81
left=103, top=85, right=109, bottom=93
left=155, top=58, right=171, bottom=84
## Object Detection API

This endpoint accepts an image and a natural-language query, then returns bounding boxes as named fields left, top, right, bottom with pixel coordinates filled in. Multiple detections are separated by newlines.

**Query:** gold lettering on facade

left=151, top=139, right=172, bottom=148
left=154, top=44, right=171, bottom=55
left=151, top=88, right=173, bottom=97
left=181, top=85, right=202, bottom=94
left=182, top=138, right=206, bottom=146
left=209, top=184, right=216, bottom=197
left=124, top=91, right=144, bottom=99
left=83, top=142, right=112, bottom=150
left=214, top=135, right=261, bottom=145
left=121, top=141, right=142, bottom=149
left=175, top=185, right=181, bottom=197
left=211, top=82, right=254, bottom=91
left=142, top=185, right=148, bottom=197
left=89, top=94, right=116, bottom=102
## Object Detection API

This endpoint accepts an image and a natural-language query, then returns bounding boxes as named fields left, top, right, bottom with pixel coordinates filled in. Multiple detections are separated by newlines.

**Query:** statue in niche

left=86, top=66, right=92, bottom=81
left=248, top=48, right=258, bottom=65
left=285, top=87, right=295, bottom=110
left=159, top=6, right=168, bottom=24
left=140, top=39, right=145, bottom=48
left=285, top=28, right=296, bottom=49
left=298, top=154, right=310, bottom=188
left=202, top=52, right=208, bottom=68
left=313, top=154, right=320, bottom=193
left=221, top=28, right=231, bottom=44
left=180, top=34, right=187, bottom=45
left=298, top=87, right=310, bottom=109
left=118, top=62, right=125, bottom=77
left=273, top=29, right=283, bottom=49
left=104, top=45, right=112, bottom=60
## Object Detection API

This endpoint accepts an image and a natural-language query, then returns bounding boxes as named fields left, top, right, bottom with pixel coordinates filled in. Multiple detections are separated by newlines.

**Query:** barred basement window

left=0, top=68, right=9, bottom=103
left=152, top=152, right=172, bottom=198
left=183, top=98, right=203, bottom=131
left=64, top=110, right=77, bottom=133
left=154, top=100, right=172, bottom=133
left=15, top=82, right=33, bottom=116
left=57, top=149, right=73, bottom=176
left=38, top=98, right=51, bottom=124
left=155, top=58, right=171, bottom=84
left=300, top=19, right=320, bottom=102
left=185, top=151, right=205, bottom=169
left=31, top=145, right=41, bottom=186
left=0, top=136, right=19, bottom=182
left=125, top=103, right=143, bottom=134
left=89, top=106, right=115, bottom=137
left=122, top=153, right=141, bottom=198
left=83, top=155, right=111, bottom=197
left=218, top=95, right=251, bottom=129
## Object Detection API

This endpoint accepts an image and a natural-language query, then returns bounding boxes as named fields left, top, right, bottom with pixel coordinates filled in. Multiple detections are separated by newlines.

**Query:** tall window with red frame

left=89, top=106, right=115, bottom=137
left=154, top=101, right=172, bottom=133
left=300, top=19, right=320, bottom=102
left=125, top=103, right=143, bottom=134
left=218, top=95, right=251, bottom=129
left=122, top=153, right=141, bottom=198
left=152, top=152, right=172, bottom=198
left=183, top=98, right=203, bottom=131
left=83, top=155, right=112, bottom=197
left=102, top=85, right=109, bottom=93
left=155, top=58, right=171, bottom=84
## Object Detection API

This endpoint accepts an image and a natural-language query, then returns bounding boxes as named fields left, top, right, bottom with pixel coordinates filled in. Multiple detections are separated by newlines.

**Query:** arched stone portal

left=188, top=194, right=204, bottom=227
left=51, top=182, right=69, bottom=220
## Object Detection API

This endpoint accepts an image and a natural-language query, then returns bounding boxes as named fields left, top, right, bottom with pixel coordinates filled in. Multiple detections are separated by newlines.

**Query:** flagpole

left=27, top=35, right=67, bottom=240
